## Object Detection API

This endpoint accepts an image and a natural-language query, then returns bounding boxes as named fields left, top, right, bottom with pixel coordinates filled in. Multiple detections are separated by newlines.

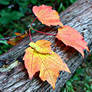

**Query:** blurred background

left=0, top=0, right=76, bottom=54
left=0, top=0, right=92, bottom=92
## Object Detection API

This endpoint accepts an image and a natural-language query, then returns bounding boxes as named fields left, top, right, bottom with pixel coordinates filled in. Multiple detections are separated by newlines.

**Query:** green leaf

left=0, top=10, right=24, bottom=24
left=11, top=11, right=24, bottom=20
left=0, top=0, right=9, bottom=5
left=57, top=0, right=61, bottom=3
left=0, top=40, right=8, bottom=45
left=0, top=34, right=8, bottom=45
left=70, top=0, right=76, bottom=3
left=90, top=84, right=92, bottom=90
left=66, top=81, right=72, bottom=86
left=31, top=0, right=37, bottom=4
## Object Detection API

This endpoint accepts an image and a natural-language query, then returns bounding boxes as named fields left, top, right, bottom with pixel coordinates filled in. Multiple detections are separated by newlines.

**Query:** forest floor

left=61, top=55, right=92, bottom=92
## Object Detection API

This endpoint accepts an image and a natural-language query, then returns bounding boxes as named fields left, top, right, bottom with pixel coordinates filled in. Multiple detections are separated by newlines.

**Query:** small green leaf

left=0, top=40, right=8, bottom=45
left=31, top=0, right=37, bottom=4
left=0, top=0, right=9, bottom=5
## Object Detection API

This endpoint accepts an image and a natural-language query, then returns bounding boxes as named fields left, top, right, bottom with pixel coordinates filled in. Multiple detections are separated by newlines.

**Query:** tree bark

left=0, top=0, right=92, bottom=92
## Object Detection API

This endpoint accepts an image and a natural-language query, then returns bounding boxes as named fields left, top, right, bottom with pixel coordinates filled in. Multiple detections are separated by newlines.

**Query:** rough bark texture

left=0, top=0, right=92, bottom=92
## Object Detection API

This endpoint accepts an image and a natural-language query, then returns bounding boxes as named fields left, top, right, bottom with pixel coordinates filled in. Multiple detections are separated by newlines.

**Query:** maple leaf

left=56, top=26, right=89, bottom=57
left=32, top=5, right=63, bottom=27
left=7, top=32, right=28, bottom=45
left=23, top=40, right=70, bottom=89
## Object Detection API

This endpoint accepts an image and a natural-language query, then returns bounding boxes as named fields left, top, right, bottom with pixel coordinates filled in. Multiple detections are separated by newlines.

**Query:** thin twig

left=28, top=29, right=32, bottom=42
left=30, top=17, right=56, bottom=36
left=31, top=27, right=56, bottom=36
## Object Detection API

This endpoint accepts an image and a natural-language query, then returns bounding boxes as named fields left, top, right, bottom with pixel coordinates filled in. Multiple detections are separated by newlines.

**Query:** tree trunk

left=0, top=0, right=92, bottom=92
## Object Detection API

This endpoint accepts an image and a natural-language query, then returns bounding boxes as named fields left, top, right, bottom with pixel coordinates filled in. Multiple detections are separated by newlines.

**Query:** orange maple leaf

left=32, top=5, right=63, bottom=27
left=7, top=32, right=28, bottom=45
left=23, top=40, right=70, bottom=89
left=56, top=26, right=89, bottom=57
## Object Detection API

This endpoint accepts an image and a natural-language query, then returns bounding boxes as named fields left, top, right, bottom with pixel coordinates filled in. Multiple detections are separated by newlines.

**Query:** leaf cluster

left=23, top=4, right=89, bottom=89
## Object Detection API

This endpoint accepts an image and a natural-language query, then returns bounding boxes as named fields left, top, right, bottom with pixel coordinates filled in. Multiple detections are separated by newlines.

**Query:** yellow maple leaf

left=23, top=40, right=70, bottom=89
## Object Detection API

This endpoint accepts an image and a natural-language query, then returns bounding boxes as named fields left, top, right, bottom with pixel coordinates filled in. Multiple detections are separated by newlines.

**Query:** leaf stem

left=30, top=17, right=55, bottom=40
left=31, top=27, right=55, bottom=36
left=31, top=17, right=37, bottom=27
left=28, top=29, right=32, bottom=42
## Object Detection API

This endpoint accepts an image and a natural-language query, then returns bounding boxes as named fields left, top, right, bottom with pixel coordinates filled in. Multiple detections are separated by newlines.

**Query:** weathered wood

left=0, top=0, right=92, bottom=92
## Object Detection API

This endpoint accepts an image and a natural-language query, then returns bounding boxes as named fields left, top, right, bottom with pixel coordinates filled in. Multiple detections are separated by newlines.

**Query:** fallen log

left=0, top=0, right=92, bottom=92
